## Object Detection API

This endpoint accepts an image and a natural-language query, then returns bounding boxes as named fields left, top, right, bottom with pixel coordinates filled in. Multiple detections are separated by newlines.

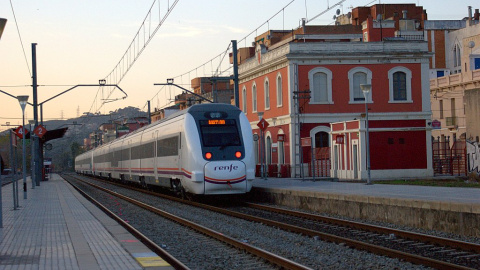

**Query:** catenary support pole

left=32, top=43, right=41, bottom=185
left=232, top=40, right=239, bottom=108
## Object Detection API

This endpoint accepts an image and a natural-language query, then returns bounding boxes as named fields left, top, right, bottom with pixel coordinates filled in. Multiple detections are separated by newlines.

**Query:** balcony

left=430, top=69, right=480, bottom=89
left=395, top=30, right=425, bottom=41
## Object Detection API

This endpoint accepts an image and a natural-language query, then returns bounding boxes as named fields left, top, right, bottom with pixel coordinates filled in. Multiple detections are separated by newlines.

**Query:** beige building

left=429, top=7, right=480, bottom=142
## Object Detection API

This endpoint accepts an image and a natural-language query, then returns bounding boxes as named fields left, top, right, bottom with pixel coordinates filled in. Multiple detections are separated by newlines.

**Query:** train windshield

left=199, top=119, right=241, bottom=147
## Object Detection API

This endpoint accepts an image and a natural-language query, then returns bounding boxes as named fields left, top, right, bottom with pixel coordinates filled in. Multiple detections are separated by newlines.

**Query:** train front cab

left=189, top=105, right=254, bottom=195
left=203, top=161, right=248, bottom=194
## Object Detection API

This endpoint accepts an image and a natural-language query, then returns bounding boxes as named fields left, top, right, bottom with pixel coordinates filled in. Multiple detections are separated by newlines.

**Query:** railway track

left=63, top=174, right=309, bottom=270
left=66, top=174, right=480, bottom=269
left=227, top=203, right=480, bottom=270
left=179, top=198, right=479, bottom=269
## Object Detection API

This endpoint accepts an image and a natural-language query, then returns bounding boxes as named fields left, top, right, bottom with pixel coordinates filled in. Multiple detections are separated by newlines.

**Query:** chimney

left=301, top=18, right=306, bottom=34
left=468, top=6, right=472, bottom=25
left=402, top=10, right=408, bottom=19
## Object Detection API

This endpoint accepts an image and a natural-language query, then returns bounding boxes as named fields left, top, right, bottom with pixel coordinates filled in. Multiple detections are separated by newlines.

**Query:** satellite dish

left=347, top=12, right=352, bottom=18
left=468, top=41, right=475, bottom=48
left=336, top=9, right=341, bottom=15
left=333, top=15, right=337, bottom=20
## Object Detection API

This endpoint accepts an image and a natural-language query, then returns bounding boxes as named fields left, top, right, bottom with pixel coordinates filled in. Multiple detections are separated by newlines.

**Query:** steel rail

left=63, top=175, right=189, bottom=270
left=69, top=175, right=312, bottom=270
left=245, top=202, right=480, bottom=254
left=182, top=202, right=474, bottom=270
left=73, top=175, right=476, bottom=269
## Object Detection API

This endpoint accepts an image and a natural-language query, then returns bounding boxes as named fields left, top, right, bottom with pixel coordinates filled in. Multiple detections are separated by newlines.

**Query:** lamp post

left=360, top=84, right=372, bottom=185
left=0, top=17, right=7, bottom=227
left=257, top=112, right=266, bottom=180
left=0, top=18, right=6, bottom=39
left=18, top=95, right=29, bottom=199
left=28, top=119, right=35, bottom=189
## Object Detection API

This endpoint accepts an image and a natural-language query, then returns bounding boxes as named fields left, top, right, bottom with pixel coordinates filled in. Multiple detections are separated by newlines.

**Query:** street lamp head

left=360, top=84, right=371, bottom=99
left=17, top=95, right=29, bottom=112
left=0, top=18, right=7, bottom=40
left=28, top=120, right=35, bottom=125
left=257, top=111, right=264, bottom=120
left=360, top=84, right=371, bottom=94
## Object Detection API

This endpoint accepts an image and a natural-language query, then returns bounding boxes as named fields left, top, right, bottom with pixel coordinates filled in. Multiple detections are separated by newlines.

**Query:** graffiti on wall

left=467, top=140, right=480, bottom=174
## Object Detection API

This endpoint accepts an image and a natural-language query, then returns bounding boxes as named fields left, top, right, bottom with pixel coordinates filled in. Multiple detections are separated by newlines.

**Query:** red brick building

left=237, top=15, right=433, bottom=180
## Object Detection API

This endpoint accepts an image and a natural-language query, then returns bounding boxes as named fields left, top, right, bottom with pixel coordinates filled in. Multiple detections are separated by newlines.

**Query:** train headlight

left=205, top=152, right=212, bottom=159
left=235, top=151, right=242, bottom=158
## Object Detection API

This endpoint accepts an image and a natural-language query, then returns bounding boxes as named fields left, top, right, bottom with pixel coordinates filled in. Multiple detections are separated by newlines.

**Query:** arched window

left=348, top=67, right=372, bottom=103
left=453, top=45, right=458, bottom=67
left=393, top=72, right=407, bottom=100
left=457, top=45, right=461, bottom=67
left=315, top=132, right=330, bottom=148
left=310, top=126, right=331, bottom=149
left=313, top=72, right=328, bottom=102
left=264, top=78, right=270, bottom=110
left=308, top=67, right=333, bottom=104
left=276, top=74, right=283, bottom=107
left=252, top=83, right=257, bottom=112
left=453, top=43, right=461, bottom=68
left=353, top=72, right=367, bottom=101
left=278, top=141, right=285, bottom=164
left=242, top=86, right=247, bottom=113
left=388, top=67, right=412, bottom=103
left=266, top=136, right=272, bottom=165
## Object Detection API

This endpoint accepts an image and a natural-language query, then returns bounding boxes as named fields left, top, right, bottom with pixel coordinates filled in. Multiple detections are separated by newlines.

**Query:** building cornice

left=239, top=41, right=431, bottom=82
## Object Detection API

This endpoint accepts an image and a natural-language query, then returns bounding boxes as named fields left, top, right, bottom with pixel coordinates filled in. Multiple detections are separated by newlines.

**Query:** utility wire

left=101, top=0, right=179, bottom=104
left=152, top=0, right=297, bottom=111
left=9, top=0, right=31, bottom=78
left=85, top=0, right=179, bottom=121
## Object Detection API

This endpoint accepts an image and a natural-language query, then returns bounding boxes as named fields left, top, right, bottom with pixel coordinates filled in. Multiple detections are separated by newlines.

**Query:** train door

left=127, top=140, right=132, bottom=180
left=177, top=133, right=182, bottom=175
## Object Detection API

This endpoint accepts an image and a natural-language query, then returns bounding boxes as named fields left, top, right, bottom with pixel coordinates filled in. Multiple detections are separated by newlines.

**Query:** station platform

left=251, top=177, right=480, bottom=237
left=0, top=174, right=172, bottom=270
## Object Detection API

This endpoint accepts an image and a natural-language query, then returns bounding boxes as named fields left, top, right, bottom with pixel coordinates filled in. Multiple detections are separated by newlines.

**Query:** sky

left=0, top=0, right=478, bottom=131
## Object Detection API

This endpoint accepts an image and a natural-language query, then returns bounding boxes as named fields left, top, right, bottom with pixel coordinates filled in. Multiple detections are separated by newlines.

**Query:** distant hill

left=0, top=106, right=147, bottom=172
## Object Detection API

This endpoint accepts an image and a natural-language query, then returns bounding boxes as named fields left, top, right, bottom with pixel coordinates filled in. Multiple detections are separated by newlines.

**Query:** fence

left=432, top=136, right=467, bottom=176
left=309, top=147, right=331, bottom=177
left=256, top=164, right=291, bottom=178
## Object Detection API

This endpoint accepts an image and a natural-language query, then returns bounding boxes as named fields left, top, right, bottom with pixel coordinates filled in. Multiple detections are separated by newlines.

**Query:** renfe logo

left=214, top=164, right=239, bottom=172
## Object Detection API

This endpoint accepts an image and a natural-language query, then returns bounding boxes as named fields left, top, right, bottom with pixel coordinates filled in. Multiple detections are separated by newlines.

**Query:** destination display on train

left=208, top=119, right=226, bottom=125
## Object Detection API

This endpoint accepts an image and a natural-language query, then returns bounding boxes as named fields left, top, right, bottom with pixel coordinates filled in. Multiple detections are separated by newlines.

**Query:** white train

left=75, top=103, right=255, bottom=196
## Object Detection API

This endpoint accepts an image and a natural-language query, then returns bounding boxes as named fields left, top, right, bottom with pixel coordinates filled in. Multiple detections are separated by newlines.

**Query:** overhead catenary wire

left=85, top=0, right=179, bottom=117
left=9, top=0, right=31, bottom=78
left=152, top=0, right=297, bottom=111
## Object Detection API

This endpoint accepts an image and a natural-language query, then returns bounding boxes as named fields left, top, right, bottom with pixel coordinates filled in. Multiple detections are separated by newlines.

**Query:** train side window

left=157, top=136, right=179, bottom=157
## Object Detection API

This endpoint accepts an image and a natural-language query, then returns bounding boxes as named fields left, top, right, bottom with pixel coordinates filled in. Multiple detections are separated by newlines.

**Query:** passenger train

left=75, top=103, right=255, bottom=196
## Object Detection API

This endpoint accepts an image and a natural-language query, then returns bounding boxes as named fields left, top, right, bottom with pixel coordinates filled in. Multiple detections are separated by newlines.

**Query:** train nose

left=203, top=161, right=247, bottom=194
